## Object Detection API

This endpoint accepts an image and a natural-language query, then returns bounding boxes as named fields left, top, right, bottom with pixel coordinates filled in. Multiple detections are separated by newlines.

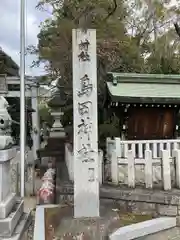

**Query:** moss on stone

left=118, top=212, right=153, bottom=226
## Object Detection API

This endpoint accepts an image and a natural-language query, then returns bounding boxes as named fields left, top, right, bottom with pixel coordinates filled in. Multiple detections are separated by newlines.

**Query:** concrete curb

left=109, top=217, right=176, bottom=240
left=33, top=205, right=58, bottom=240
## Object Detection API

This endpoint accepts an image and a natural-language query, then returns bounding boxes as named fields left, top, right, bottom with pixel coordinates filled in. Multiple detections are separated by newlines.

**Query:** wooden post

left=145, top=150, right=153, bottom=189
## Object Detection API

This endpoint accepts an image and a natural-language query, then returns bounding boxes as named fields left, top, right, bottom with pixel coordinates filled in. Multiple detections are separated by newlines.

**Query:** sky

left=0, top=0, right=178, bottom=77
left=0, top=0, right=49, bottom=76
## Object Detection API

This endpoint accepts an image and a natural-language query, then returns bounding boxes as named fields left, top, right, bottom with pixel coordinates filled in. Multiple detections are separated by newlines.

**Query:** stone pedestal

left=0, top=148, right=30, bottom=239
left=50, top=111, right=65, bottom=135
left=0, top=148, right=16, bottom=219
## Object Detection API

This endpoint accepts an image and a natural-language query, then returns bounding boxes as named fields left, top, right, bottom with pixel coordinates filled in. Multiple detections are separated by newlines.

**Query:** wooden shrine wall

left=127, top=107, right=176, bottom=140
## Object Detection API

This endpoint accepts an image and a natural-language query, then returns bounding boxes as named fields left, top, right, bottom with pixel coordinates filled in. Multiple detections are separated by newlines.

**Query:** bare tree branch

left=103, top=0, right=117, bottom=21
left=174, top=22, right=180, bottom=38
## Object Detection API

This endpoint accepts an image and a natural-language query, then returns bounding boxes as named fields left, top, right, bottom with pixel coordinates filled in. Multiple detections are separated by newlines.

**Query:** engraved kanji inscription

left=77, top=119, right=92, bottom=140
left=78, top=74, right=93, bottom=97
left=78, top=143, right=94, bottom=156
left=78, top=101, right=92, bottom=115
left=78, top=39, right=90, bottom=62
left=78, top=51, right=90, bottom=62
left=88, top=168, right=95, bottom=182
left=82, top=158, right=95, bottom=163
left=79, top=39, right=90, bottom=51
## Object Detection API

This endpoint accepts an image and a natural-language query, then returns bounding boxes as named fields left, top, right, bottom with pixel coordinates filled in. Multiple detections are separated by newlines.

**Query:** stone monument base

left=0, top=193, right=16, bottom=219
left=0, top=198, right=25, bottom=237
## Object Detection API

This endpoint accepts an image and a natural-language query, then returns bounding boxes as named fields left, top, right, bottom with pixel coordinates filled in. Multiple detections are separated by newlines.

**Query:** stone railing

left=107, top=137, right=180, bottom=190
left=106, top=137, right=180, bottom=159
left=65, top=143, right=103, bottom=184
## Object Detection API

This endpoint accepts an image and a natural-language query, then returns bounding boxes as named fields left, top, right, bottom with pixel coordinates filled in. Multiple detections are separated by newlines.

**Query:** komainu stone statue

left=0, top=96, right=13, bottom=149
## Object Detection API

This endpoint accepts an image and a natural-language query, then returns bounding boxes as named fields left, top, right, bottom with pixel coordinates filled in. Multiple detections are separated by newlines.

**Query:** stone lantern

left=47, top=85, right=67, bottom=138
left=37, top=84, right=69, bottom=204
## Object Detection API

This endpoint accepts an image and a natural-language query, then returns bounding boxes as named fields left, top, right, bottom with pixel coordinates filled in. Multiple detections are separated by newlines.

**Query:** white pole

left=31, top=85, right=40, bottom=162
left=31, top=85, right=40, bottom=194
left=20, top=0, right=26, bottom=197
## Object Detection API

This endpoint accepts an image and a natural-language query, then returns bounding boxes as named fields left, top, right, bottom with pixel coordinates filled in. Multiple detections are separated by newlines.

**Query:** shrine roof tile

left=106, top=72, right=180, bottom=103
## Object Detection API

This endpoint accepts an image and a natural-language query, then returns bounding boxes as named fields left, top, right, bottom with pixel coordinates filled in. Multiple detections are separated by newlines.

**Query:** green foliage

left=98, top=115, right=119, bottom=149
left=99, top=123, right=119, bottom=139
left=39, top=103, right=53, bottom=127
left=0, top=49, right=19, bottom=76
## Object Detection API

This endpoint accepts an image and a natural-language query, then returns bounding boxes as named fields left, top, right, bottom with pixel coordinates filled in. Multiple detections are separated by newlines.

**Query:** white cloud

left=0, top=0, right=48, bottom=76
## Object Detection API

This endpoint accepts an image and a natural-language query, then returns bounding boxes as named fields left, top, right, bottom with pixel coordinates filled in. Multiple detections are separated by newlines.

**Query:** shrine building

left=105, top=72, right=180, bottom=140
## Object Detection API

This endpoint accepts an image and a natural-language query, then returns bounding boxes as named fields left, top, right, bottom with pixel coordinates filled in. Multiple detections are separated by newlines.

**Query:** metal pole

left=20, top=0, right=26, bottom=197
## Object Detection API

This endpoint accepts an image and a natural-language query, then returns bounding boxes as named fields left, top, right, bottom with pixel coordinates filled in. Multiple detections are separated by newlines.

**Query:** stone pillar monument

left=0, top=96, right=30, bottom=239
left=72, top=29, right=99, bottom=218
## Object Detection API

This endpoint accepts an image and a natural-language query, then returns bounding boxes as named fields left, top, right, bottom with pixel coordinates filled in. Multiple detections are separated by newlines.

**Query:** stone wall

left=101, top=186, right=180, bottom=217
left=56, top=183, right=180, bottom=218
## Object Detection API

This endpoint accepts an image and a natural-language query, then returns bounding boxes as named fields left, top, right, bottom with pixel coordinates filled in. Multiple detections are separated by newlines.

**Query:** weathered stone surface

left=59, top=194, right=73, bottom=203
left=177, top=206, right=180, bottom=216
left=5, top=212, right=32, bottom=240
left=128, top=202, right=156, bottom=215
left=176, top=216, right=180, bottom=226
left=100, top=186, right=180, bottom=206
left=117, top=163, right=176, bottom=187
left=117, top=200, right=127, bottom=212
left=55, top=206, right=120, bottom=239
left=157, top=205, right=178, bottom=216
left=0, top=193, right=16, bottom=219
left=0, top=149, right=16, bottom=203
left=34, top=204, right=121, bottom=240
left=56, top=183, right=180, bottom=218
left=0, top=200, right=23, bottom=237
left=137, top=227, right=180, bottom=240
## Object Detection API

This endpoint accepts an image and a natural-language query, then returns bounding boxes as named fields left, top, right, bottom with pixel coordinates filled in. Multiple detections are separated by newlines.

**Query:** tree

left=39, top=102, right=53, bottom=127
left=28, top=0, right=146, bottom=128
left=0, top=49, right=19, bottom=76
left=28, top=0, right=180, bottom=135
left=30, top=0, right=180, bottom=77
left=123, top=0, right=180, bottom=74
left=29, top=0, right=145, bottom=89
